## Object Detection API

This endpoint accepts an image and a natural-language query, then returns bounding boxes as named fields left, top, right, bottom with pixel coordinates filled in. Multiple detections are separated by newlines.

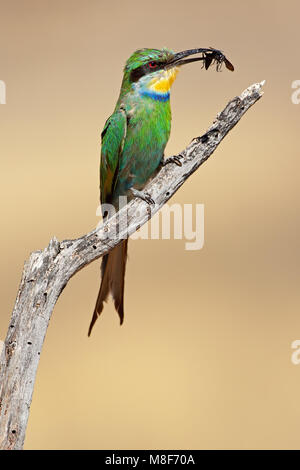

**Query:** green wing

left=100, top=108, right=127, bottom=205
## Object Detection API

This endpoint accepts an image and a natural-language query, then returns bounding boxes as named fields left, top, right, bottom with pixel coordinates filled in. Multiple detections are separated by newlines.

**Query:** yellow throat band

left=148, top=67, right=179, bottom=94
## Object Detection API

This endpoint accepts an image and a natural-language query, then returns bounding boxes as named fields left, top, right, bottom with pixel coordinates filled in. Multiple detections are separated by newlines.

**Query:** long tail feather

left=88, top=240, right=128, bottom=336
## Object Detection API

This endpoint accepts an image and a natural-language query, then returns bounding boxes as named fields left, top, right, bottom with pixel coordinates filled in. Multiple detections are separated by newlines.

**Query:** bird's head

left=119, top=47, right=234, bottom=102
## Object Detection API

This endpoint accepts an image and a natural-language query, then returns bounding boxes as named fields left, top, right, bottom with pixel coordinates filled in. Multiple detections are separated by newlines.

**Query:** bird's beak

left=166, top=47, right=234, bottom=71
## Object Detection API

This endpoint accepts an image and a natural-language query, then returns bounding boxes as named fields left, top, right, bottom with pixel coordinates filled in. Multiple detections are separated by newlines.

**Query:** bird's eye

left=149, top=61, right=158, bottom=69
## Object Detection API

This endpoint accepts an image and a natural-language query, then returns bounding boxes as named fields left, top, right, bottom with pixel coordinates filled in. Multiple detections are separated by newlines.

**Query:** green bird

left=88, top=47, right=234, bottom=336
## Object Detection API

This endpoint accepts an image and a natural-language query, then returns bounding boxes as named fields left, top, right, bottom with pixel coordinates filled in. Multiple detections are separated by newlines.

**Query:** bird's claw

left=162, top=154, right=183, bottom=167
left=130, top=188, right=155, bottom=205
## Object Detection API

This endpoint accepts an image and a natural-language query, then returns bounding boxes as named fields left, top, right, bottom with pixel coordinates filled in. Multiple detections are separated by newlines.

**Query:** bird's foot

left=130, top=188, right=155, bottom=205
left=162, top=154, right=184, bottom=167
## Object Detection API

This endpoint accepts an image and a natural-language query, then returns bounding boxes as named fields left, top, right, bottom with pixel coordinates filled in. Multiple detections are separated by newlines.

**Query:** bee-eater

left=88, top=47, right=233, bottom=336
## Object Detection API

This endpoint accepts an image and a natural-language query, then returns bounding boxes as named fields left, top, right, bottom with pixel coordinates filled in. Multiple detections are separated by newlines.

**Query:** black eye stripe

left=130, top=65, right=148, bottom=82
left=130, top=62, right=163, bottom=82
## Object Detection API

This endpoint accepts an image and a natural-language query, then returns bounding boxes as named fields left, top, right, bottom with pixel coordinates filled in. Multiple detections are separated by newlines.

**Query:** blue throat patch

left=140, top=89, right=170, bottom=102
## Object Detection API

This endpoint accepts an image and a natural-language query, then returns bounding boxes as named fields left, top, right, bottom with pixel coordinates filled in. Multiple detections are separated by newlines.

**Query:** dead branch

left=0, top=81, right=264, bottom=449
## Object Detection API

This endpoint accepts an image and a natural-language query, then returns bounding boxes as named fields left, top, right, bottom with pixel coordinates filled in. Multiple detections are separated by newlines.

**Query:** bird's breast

left=116, top=99, right=171, bottom=191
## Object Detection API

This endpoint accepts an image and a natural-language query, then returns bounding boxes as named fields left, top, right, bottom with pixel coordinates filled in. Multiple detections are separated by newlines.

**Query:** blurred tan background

left=1, top=0, right=300, bottom=450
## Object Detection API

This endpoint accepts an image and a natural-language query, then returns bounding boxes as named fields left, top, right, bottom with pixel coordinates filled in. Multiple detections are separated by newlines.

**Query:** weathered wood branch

left=0, top=82, right=264, bottom=450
